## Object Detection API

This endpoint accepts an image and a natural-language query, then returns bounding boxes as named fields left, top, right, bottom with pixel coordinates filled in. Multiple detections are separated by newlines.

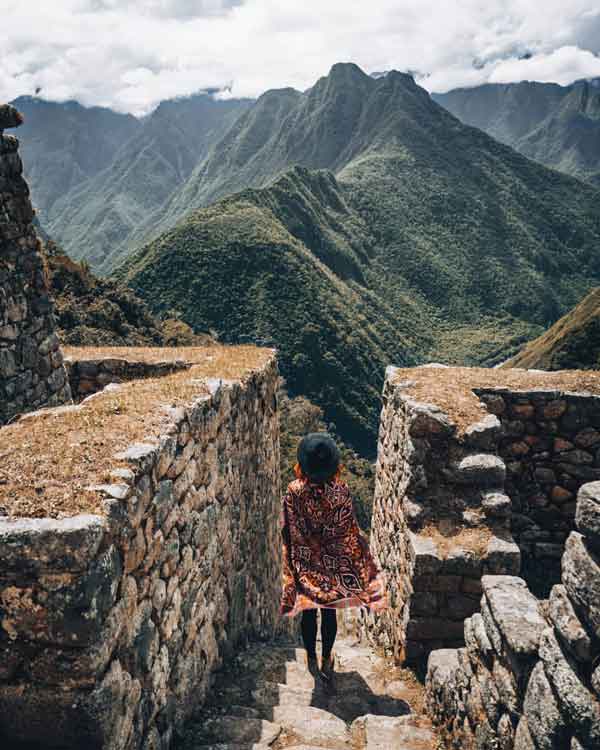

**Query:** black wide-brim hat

left=297, top=433, right=340, bottom=483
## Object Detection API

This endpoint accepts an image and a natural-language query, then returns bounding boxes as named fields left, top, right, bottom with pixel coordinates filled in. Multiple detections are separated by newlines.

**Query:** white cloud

left=1, top=0, right=600, bottom=113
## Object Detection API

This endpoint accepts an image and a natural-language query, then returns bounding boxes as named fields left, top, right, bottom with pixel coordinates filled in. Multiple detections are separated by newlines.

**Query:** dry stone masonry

left=425, top=480, right=600, bottom=750
left=360, top=366, right=520, bottom=665
left=0, top=125, right=71, bottom=424
left=65, top=354, right=191, bottom=399
left=0, top=356, right=283, bottom=750
left=477, top=387, right=600, bottom=596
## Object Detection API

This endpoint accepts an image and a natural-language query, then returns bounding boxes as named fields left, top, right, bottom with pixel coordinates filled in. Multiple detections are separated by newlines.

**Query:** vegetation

left=505, top=287, right=600, bottom=370
left=44, top=241, right=209, bottom=347
left=434, top=79, right=600, bottom=185
left=116, top=64, right=600, bottom=452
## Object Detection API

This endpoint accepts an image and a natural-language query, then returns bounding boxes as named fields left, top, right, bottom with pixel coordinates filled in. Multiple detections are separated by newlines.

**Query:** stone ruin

left=352, top=365, right=600, bottom=750
left=0, top=122, right=71, bottom=424
left=0, top=353, right=283, bottom=749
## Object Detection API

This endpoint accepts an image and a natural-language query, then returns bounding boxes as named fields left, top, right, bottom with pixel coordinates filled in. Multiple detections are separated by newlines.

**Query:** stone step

left=188, top=716, right=281, bottom=747
left=351, top=714, right=437, bottom=750
left=268, top=704, right=350, bottom=748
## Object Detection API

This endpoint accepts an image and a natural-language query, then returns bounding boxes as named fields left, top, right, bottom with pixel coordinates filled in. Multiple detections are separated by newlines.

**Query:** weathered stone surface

left=484, top=535, right=521, bottom=575
left=548, top=584, right=593, bottom=662
left=482, top=576, right=546, bottom=657
left=0, top=514, right=105, bottom=571
left=270, top=705, right=349, bottom=745
left=482, top=491, right=512, bottom=518
left=538, top=627, right=600, bottom=748
left=562, top=532, right=600, bottom=638
left=454, top=454, right=506, bottom=487
left=522, top=661, right=569, bottom=750
left=351, top=713, right=437, bottom=750
left=575, top=481, right=600, bottom=551
left=199, top=716, right=282, bottom=746
left=463, top=414, right=503, bottom=451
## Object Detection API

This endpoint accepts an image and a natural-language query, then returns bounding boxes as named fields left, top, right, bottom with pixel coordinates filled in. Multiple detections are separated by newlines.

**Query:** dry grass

left=393, top=365, right=600, bottom=434
left=62, top=345, right=216, bottom=364
left=0, top=345, right=273, bottom=520
left=419, top=519, right=493, bottom=557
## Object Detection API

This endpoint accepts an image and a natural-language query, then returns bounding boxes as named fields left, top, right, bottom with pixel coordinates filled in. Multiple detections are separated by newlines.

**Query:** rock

left=481, top=491, right=512, bottom=518
left=409, top=533, right=443, bottom=575
left=454, top=454, right=506, bottom=487
left=407, top=403, right=455, bottom=438
left=482, top=576, right=546, bottom=658
left=575, top=482, right=600, bottom=551
left=548, top=585, right=592, bottom=662
left=539, top=627, right=600, bottom=747
left=514, top=717, right=536, bottom=750
left=562, top=532, right=600, bottom=638
left=199, top=716, right=282, bottom=746
left=270, top=705, right=349, bottom=746
left=522, top=662, right=569, bottom=750
left=351, top=714, right=437, bottom=750
left=463, top=415, right=503, bottom=451
left=0, top=515, right=105, bottom=572
left=484, top=535, right=521, bottom=575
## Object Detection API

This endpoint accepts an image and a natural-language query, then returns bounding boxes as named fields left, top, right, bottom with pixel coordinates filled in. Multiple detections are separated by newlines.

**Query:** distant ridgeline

left=16, top=66, right=600, bottom=450
left=434, top=78, right=600, bottom=186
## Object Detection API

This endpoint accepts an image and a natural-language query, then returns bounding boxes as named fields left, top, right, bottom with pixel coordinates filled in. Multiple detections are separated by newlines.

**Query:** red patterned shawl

left=279, top=477, right=387, bottom=617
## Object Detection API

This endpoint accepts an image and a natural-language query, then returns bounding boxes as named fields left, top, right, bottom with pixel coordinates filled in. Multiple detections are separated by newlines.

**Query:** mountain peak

left=327, top=62, right=371, bottom=83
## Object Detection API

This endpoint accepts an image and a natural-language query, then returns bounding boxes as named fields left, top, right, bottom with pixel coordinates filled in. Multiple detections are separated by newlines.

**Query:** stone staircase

left=175, top=634, right=439, bottom=750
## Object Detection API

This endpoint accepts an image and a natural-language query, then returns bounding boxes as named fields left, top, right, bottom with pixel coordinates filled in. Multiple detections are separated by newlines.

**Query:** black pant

left=300, top=608, right=337, bottom=659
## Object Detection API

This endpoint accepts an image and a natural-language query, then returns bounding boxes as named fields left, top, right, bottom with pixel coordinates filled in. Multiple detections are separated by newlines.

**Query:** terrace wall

left=477, top=388, right=600, bottom=596
left=358, top=367, right=520, bottom=664
left=426, top=481, right=600, bottom=750
left=0, top=356, right=283, bottom=750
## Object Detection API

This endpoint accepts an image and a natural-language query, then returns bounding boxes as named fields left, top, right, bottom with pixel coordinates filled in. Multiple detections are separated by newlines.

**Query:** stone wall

left=65, top=355, right=190, bottom=399
left=426, top=481, right=600, bottom=750
left=360, top=367, right=520, bottom=664
left=0, top=131, right=71, bottom=424
left=477, top=388, right=600, bottom=596
left=0, top=357, right=284, bottom=750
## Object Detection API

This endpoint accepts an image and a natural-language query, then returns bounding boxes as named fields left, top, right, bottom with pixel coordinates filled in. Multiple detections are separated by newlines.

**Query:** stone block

left=454, top=453, right=506, bottom=487
left=548, top=584, right=592, bottom=662
left=562, top=532, right=600, bottom=638
left=463, top=414, right=503, bottom=451
left=575, top=481, right=600, bottom=551
left=484, top=535, right=521, bottom=575
left=482, top=576, right=546, bottom=658
left=0, top=514, right=105, bottom=572
left=539, top=627, right=600, bottom=747
left=522, top=661, right=569, bottom=750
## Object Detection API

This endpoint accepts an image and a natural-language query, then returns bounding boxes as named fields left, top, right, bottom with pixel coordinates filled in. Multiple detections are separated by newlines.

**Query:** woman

left=280, top=432, right=387, bottom=681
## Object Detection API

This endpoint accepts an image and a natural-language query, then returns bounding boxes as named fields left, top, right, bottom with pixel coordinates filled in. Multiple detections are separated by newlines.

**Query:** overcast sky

left=2, top=0, right=600, bottom=115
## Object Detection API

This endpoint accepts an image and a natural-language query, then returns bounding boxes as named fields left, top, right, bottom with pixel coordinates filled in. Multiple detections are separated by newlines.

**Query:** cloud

left=1, top=0, right=600, bottom=114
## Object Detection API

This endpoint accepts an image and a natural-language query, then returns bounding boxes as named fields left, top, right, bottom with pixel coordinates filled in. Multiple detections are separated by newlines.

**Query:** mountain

left=505, top=287, right=600, bottom=371
left=14, top=93, right=252, bottom=273
left=47, top=93, right=252, bottom=273
left=44, top=241, right=209, bottom=347
left=116, top=64, right=600, bottom=450
left=12, top=96, right=140, bottom=219
left=433, top=79, right=600, bottom=185
left=118, top=166, right=420, bottom=450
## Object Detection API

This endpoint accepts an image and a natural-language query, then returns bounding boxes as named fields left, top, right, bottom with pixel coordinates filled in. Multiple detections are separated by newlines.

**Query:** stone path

left=176, top=634, right=439, bottom=750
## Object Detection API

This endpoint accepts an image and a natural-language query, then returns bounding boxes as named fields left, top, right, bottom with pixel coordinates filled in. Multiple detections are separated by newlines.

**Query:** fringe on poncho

left=279, top=477, right=387, bottom=617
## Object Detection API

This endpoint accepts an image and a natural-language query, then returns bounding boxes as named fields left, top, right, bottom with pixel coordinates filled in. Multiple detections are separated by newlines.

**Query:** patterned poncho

left=280, top=477, right=387, bottom=617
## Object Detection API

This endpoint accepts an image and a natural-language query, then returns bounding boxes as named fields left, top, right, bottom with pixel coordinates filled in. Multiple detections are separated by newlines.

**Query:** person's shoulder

left=286, top=478, right=306, bottom=495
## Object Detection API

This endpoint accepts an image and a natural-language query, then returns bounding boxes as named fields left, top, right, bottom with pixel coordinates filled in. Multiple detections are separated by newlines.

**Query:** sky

left=2, top=0, right=600, bottom=115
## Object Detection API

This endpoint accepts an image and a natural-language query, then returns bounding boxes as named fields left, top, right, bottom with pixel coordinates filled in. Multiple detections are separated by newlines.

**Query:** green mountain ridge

left=115, top=64, right=600, bottom=452
left=505, top=287, right=600, bottom=371
left=119, top=166, right=419, bottom=451
left=15, top=93, right=252, bottom=273
left=12, top=96, right=141, bottom=219
left=433, top=79, right=600, bottom=185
